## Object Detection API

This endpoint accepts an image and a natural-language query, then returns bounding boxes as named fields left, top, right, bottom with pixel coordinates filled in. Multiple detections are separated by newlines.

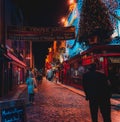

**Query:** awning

left=7, top=52, right=26, bottom=67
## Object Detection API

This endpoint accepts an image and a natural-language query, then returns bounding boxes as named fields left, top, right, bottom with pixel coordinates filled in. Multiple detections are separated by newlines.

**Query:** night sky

left=17, top=0, right=69, bottom=69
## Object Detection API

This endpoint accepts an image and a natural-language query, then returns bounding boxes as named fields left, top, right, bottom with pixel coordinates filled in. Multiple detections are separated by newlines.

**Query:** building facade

left=0, top=0, right=30, bottom=98
left=62, top=0, right=120, bottom=92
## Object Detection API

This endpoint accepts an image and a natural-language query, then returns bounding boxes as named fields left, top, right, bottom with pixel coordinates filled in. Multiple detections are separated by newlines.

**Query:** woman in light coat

left=26, top=73, right=37, bottom=104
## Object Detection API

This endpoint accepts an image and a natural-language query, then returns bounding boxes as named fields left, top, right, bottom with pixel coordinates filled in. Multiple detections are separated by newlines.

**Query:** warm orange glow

left=53, top=41, right=57, bottom=53
left=69, top=0, right=76, bottom=12
left=69, top=0, right=75, bottom=5
left=48, top=47, right=52, bottom=52
left=61, top=17, right=66, bottom=23
left=61, top=17, right=68, bottom=26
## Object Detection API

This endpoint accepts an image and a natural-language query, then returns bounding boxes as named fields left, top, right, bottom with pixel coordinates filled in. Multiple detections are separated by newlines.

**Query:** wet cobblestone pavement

left=19, top=78, right=120, bottom=122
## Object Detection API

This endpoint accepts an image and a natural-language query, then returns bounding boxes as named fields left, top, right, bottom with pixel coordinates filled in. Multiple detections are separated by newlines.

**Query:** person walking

left=36, top=71, right=42, bottom=85
left=46, top=68, right=53, bottom=81
left=82, top=63, right=112, bottom=122
left=55, top=70, right=59, bottom=83
left=26, top=73, right=37, bottom=105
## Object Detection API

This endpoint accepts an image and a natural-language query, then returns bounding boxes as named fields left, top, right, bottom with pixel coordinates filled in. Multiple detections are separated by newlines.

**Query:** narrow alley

left=19, top=77, right=120, bottom=122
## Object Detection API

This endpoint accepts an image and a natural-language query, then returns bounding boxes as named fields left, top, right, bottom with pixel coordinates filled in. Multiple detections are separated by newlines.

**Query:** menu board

left=0, top=99, right=26, bottom=122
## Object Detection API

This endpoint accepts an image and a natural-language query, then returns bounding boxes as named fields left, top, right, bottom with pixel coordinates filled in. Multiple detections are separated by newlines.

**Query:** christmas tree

left=78, top=0, right=114, bottom=43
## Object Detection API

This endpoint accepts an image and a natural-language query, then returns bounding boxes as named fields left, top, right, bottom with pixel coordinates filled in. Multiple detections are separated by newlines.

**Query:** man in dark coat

left=83, top=63, right=111, bottom=122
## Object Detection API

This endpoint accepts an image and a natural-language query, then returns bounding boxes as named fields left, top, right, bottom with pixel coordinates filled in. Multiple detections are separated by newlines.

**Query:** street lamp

left=61, top=17, right=66, bottom=23
left=68, top=0, right=75, bottom=5
left=60, top=17, right=68, bottom=26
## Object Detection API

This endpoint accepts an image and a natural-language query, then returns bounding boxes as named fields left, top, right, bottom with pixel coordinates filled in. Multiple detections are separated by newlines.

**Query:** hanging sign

left=109, top=57, right=120, bottom=63
left=7, top=25, right=75, bottom=41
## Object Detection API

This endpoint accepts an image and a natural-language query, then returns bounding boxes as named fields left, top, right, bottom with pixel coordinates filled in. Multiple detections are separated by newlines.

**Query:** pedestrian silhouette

left=55, top=70, right=59, bottom=83
left=26, top=73, right=37, bottom=105
left=82, top=63, right=112, bottom=122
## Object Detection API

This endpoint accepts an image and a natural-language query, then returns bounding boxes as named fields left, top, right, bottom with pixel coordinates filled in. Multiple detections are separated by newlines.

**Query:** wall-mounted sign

left=7, top=26, right=75, bottom=41
left=0, top=99, right=26, bottom=122
left=109, top=57, right=120, bottom=63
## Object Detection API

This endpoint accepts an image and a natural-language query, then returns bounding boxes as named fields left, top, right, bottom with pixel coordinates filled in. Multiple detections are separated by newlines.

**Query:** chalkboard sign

left=0, top=99, right=26, bottom=122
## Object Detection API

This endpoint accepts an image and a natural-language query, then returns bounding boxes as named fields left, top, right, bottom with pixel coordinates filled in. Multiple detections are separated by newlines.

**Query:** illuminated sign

left=109, top=57, right=120, bottom=63
left=7, top=26, right=75, bottom=41
left=0, top=99, right=26, bottom=122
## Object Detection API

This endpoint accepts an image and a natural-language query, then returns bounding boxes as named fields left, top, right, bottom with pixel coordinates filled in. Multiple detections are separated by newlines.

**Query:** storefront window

left=108, top=57, right=120, bottom=93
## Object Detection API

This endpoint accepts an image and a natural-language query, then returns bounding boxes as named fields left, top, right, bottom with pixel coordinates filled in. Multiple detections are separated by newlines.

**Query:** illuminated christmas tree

left=78, top=0, right=114, bottom=44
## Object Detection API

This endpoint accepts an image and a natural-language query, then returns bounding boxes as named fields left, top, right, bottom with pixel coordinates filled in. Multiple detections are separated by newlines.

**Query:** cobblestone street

left=19, top=78, right=120, bottom=122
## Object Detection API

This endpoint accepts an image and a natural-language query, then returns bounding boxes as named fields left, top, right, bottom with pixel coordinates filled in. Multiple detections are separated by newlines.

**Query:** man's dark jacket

left=83, top=70, right=111, bottom=100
